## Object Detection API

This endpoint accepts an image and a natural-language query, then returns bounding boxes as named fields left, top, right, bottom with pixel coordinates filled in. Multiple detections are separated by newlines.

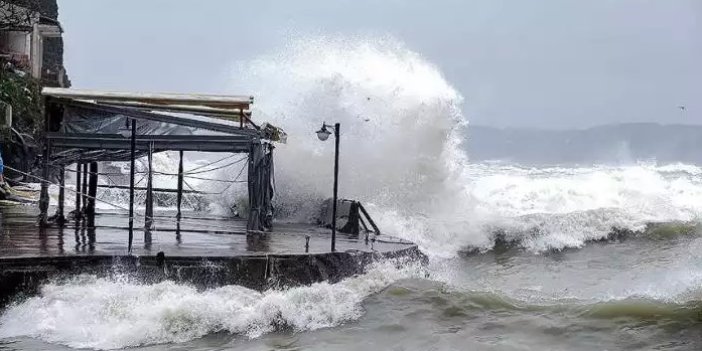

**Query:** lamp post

left=316, top=122, right=340, bottom=252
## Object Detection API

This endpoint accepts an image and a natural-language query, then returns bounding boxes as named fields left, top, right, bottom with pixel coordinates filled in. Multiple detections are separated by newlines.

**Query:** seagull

left=356, top=114, right=370, bottom=122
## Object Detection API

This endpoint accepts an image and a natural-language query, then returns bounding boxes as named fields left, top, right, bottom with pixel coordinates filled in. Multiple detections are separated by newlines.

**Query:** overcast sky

left=58, top=0, right=700, bottom=129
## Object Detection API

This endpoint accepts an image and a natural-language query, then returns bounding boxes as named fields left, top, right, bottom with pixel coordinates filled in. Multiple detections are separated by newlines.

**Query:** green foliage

left=0, top=67, right=43, bottom=138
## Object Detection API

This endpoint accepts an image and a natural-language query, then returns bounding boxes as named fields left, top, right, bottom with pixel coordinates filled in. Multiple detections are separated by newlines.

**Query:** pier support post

left=56, top=166, right=65, bottom=225
left=81, top=163, right=88, bottom=213
left=176, top=221, right=182, bottom=244
left=144, top=143, right=154, bottom=231
left=38, top=100, right=51, bottom=227
left=128, top=119, right=136, bottom=253
left=247, top=143, right=260, bottom=232
left=74, top=163, right=82, bottom=219
left=176, top=150, right=184, bottom=221
left=86, top=162, right=98, bottom=217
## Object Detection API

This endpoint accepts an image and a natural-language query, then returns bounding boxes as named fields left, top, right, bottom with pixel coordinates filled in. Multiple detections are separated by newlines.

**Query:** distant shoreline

left=464, top=123, right=702, bottom=165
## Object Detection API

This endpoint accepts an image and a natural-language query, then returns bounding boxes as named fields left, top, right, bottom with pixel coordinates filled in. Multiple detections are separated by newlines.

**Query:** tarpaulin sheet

left=61, top=105, right=194, bottom=136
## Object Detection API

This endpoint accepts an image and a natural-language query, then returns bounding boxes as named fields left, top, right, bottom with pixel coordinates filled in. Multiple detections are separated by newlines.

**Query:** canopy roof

left=41, top=88, right=284, bottom=164
left=42, top=88, right=253, bottom=110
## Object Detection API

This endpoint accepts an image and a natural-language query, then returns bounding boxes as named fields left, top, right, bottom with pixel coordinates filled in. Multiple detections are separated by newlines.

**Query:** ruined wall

left=41, top=35, right=67, bottom=86
left=36, top=0, right=68, bottom=87
left=4, top=0, right=68, bottom=86
left=8, top=0, right=57, bottom=20
left=1, top=0, right=68, bottom=180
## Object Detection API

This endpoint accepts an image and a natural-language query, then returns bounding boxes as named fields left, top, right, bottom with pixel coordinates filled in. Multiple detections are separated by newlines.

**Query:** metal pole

left=81, top=162, right=88, bottom=213
left=358, top=203, right=381, bottom=235
left=176, top=150, right=184, bottom=220
left=56, top=166, right=65, bottom=224
left=38, top=98, right=51, bottom=226
left=145, top=142, right=153, bottom=230
left=128, top=119, right=136, bottom=252
left=74, top=163, right=81, bottom=217
left=87, top=162, right=98, bottom=216
left=39, top=147, right=50, bottom=224
left=246, top=143, right=256, bottom=232
left=331, top=123, right=340, bottom=252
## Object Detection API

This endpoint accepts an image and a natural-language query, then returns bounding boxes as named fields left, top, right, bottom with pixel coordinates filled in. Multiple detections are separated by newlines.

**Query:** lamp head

left=117, top=119, right=133, bottom=138
left=316, top=123, right=331, bottom=141
left=117, top=127, right=131, bottom=138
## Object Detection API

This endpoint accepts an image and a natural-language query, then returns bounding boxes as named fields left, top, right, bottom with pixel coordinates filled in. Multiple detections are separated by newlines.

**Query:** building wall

left=1, top=0, right=66, bottom=85
left=9, top=0, right=57, bottom=20
left=0, top=31, right=29, bottom=55
left=41, top=35, right=65, bottom=86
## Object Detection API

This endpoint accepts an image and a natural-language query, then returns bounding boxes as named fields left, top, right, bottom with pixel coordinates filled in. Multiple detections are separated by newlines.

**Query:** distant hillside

left=465, top=123, right=702, bottom=165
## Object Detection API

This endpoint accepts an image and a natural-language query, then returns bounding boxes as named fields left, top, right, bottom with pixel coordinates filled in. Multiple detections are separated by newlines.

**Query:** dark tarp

left=61, top=105, right=194, bottom=136
left=49, top=103, right=257, bottom=164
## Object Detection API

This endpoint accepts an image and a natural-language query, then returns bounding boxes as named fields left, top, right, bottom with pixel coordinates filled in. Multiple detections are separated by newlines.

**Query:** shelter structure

left=0, top=89, right=421, bottom=304
left=38, top=88, right=281, bottom=245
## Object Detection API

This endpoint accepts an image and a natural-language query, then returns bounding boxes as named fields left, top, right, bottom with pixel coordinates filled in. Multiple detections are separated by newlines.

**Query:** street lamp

left=316, top=124, right=332, bottom=141
left=316, top=122, right=340, bottom=252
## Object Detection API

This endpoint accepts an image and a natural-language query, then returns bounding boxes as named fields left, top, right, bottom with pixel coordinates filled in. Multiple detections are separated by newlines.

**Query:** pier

left=0, top=88, right=421, bottom=305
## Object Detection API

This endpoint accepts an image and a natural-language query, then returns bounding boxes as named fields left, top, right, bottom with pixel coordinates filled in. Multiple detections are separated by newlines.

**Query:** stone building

left=0, top=0, right=68, bottom=87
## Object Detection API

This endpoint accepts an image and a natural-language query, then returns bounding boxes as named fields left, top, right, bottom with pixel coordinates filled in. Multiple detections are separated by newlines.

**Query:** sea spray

left=64, top=35, right=702, bottom=255
left=223, top=35, right=702, bottom=254
left=0, top=259, right=425, bottom=350
left=225, top=35, right=474, bottom=255
left=461, top=162, right=702, bottom=251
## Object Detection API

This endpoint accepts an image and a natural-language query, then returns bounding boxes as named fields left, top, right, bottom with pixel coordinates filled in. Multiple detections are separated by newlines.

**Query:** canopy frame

left=37, top=88, right=276, bottom=238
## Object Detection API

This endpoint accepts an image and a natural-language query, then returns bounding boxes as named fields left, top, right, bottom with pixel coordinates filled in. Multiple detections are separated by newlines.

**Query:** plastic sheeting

left=247, top=143, right=275, bottom=232
left=61, top=105, right=194, bottom=136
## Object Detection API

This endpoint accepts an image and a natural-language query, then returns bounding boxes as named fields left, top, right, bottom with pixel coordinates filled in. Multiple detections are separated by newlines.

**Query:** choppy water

left=1, top=232, right=701, bottom=350
left=2, top=35, right=702, bottom=350
left=3, top=162, right=701, bottom=351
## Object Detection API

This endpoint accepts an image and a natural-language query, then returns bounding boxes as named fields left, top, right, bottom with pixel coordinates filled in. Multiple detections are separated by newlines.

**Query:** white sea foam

left=225, top=34, right=474, bottom=254
left=223, top=35, right=702, bottom=255
left=462, top=163, right=702, bottom=252
left=6, top=35, right=702, bottom=350
left=50, top=35, right=702, bottom=255
left=0, top=260, right=423, bottom=350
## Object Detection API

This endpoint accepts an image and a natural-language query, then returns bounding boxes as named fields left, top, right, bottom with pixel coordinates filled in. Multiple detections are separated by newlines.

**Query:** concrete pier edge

left=0, top=244, right=426, bottom=307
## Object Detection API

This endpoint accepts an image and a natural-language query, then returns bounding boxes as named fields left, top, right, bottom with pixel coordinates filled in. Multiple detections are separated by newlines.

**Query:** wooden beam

left=64, top=100, right=258, bottom=135
left=47, top=133, right=254, bottom=153
left=42, top=88, right=252, bottom=109
left=95, top=100, right=249, bottom=121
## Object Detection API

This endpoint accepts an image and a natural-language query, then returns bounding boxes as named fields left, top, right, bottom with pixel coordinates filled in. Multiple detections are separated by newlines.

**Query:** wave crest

left=0, top=260, right=424, bottom=349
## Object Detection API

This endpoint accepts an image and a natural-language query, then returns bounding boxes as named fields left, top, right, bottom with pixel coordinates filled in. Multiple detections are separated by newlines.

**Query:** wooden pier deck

left=0, top=205, right=414, bottom=258
left=0, top=204, right=422, bottom=304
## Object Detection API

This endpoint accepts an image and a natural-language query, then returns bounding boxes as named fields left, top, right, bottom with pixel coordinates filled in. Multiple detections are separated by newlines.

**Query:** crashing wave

left=0, top=259, right=424, bottom=350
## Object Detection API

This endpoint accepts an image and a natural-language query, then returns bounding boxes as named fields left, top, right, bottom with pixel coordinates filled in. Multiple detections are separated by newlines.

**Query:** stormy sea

left=0, top=37, right=700, bottom=350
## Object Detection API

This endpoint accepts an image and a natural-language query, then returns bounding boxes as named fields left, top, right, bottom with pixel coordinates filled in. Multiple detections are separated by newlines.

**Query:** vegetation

left=0, top=65, right=43, bottom=138
left=0, top=64, right=43, bottom=178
